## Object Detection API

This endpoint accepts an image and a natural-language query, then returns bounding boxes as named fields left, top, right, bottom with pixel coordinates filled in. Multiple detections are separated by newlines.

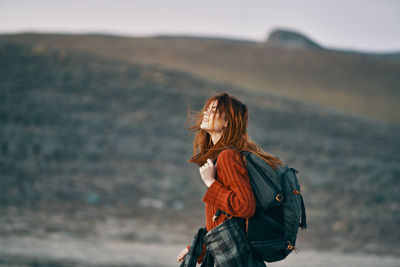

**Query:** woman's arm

left=202, top=149, right=256, bottom=218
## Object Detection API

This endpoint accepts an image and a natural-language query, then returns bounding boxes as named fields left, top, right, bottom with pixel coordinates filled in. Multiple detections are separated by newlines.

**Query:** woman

left=177, top=92, right=284, bottom=266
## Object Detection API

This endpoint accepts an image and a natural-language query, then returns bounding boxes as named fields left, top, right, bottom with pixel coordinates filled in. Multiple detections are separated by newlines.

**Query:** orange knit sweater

left=186, top=149, right=257, bottom=264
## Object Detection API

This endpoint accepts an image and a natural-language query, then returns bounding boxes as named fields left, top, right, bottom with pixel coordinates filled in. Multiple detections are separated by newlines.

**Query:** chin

left=201, top=127, right=209, bottom=133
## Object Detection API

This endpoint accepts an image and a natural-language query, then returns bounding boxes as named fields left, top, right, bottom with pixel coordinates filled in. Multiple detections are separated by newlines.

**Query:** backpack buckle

left=287, top=244, right=295, bottom=250
left=275, top=193, right=283, bottom=202
left=293, top=189, right=301, bottom=194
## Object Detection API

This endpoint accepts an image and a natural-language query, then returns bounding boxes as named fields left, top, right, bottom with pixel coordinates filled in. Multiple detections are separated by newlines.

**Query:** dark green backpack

left=213, top=147, right=307, bottom=263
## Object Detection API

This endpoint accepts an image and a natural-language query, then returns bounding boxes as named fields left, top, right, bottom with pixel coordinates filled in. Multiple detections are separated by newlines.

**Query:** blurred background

left=0, top=1, right=399, bottom=266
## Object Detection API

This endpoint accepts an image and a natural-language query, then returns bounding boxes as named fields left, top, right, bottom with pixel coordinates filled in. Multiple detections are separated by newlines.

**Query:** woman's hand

left=177, top=247, right=189, bottom=263
left=199, top=158, right=216, bottom=188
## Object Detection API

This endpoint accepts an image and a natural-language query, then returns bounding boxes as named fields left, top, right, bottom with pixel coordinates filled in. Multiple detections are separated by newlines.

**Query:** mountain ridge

left=265, top=28, right=324, bottom=50
left=3, top=32, right=400, bottom=124
left=2, top=30, right=400, bottom=55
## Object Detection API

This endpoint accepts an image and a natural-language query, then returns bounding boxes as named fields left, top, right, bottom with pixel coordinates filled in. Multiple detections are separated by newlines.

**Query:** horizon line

left=1, top=29, right=400, bottom=55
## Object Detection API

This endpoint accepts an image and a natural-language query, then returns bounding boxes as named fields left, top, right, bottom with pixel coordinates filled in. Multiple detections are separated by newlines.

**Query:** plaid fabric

left=180, top=227, right=208, bottom=267
left=199, top=249, right=214, bottom=267
left=203, top=218, right=267, bottom=267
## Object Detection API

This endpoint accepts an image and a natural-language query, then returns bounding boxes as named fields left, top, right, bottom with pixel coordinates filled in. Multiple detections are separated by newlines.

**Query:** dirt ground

left=0, top=235, right=399, bottom=267
left=0, top=214, right=398, bottom=267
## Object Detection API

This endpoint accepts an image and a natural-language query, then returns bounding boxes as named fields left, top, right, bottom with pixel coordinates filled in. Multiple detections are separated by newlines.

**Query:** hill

left=265, top=29, right=324, bottom=50
left=0, top=39, right=399, bottom=262
left=2, top=31, right=400, bottom=124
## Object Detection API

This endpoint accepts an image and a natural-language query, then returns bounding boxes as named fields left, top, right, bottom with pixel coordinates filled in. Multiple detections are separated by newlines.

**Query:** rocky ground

left=1, top=40, right=399, bottom=266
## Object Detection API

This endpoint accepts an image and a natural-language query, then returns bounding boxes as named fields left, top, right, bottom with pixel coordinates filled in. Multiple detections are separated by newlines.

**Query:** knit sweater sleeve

left=202, top=149, right=256, bottom=218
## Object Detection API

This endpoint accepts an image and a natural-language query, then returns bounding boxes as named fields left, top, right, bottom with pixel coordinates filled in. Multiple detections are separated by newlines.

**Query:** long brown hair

left=185, top=92, right=284, bottom=170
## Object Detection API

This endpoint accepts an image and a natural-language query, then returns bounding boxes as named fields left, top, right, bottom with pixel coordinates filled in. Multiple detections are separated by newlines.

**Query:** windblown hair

left=185, top=92, right=284, bottom=170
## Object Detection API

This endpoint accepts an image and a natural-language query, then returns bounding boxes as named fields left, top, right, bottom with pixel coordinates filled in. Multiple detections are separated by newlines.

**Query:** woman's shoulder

left=218, top=147, right=238, bottom=157
left=217, top=148, right=244, bottom=166
left=216, top=148, right=248, bottom=182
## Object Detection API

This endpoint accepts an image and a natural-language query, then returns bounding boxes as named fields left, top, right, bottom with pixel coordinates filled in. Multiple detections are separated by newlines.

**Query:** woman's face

left=200, top=100, right=228, bottom=133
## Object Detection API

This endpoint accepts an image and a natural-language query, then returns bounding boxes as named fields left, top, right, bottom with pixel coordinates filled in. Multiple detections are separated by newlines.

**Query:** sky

left=1, top=0, right=399, bottom=53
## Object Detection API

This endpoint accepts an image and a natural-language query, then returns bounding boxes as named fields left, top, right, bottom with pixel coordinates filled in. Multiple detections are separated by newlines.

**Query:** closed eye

left=206, top=108, right=217, bottom=114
